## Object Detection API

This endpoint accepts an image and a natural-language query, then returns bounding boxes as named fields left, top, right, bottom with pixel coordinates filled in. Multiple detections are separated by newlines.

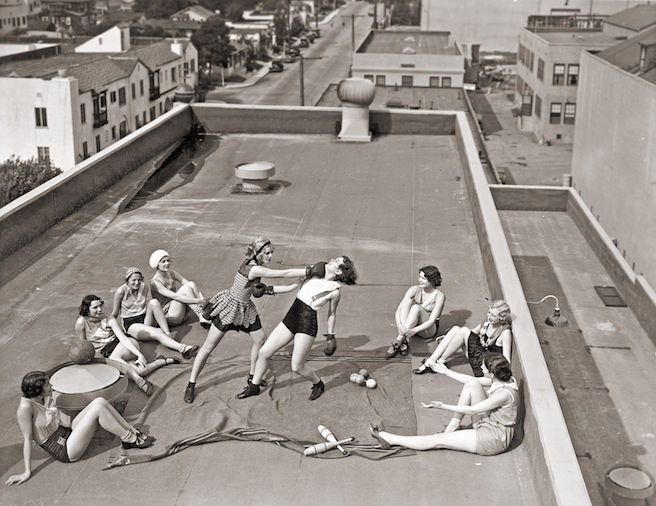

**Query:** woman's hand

left=403, top=327, right=417, bottom=338
left=5, top=471, right=31, bottom=485
left=134, top=354, right=147, bottom=368
left=420, top=401, right=444, bottom=409
left=432, top=361, right=449, bottom=375
left=396, top=323, right=407, bottom=335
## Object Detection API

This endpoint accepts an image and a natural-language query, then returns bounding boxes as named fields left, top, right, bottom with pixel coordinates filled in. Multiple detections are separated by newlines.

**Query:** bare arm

left=405, top=292, right=446, bottom=337
left=395, top=286, right=416, bottom=332
left=105, top=317, right=146, bottom=366
left=432, top=361, right=493, bottom=386
left=249, top=266, right=306, bottom=280
left=110, top=285, right=126, bottom=318
left=422, top=389, right=512, bottom=416
left=5, top=402, right=34, bottom=485
left=271, top=280, right=302, bottom=295
left=500, top=329, right=513, bottom=364
left=151, top=272, right=203, bottom=305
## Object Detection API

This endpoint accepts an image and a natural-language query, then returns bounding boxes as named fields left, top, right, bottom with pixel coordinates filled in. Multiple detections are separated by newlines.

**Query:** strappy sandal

left=138, top=380, right=154, bottom=396
left=386, top=343, right=400, bottom=359
left=181, top=345, right=199, bottom=360
left=399, top=342, right=410, bottom=356
left=156, top=355, right=180, bottom=366
left=412, top=363, right=436, bottom=375
left=369, top=423, right=391, bottom=450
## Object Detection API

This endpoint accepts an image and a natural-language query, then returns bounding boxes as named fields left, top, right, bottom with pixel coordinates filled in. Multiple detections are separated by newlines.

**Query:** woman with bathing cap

left=370, top=353, right=519, bottom=456
left=111, top=267, right=199, bottom=360
left=184, top=237, right=309, bottom=403
left=5, top=371, right=153, bottom=485
left=75, top=294, right=174, bottom=396
left=149, top=249, right=210, bottom=330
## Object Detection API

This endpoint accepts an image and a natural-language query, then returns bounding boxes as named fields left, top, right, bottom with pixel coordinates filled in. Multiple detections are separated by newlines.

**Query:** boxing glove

left=324, top=333, right=336, bottom=356
left=252, top=283, right=275, bottom=298
left=305, top=261, right=327, bottom=280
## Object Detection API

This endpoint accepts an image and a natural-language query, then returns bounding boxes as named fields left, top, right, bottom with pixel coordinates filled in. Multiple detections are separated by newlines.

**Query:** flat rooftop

left=530, top=30, right=618, bottom=45
left=358, top=30, right=460, bottom=55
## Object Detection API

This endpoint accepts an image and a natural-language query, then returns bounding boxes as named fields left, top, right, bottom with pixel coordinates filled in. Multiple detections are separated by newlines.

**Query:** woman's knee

left=147, top=299, right=162, bottom=311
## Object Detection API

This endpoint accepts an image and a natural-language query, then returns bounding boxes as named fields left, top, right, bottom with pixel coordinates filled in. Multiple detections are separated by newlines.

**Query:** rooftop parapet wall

left=0, top=104, right=194, bottom=259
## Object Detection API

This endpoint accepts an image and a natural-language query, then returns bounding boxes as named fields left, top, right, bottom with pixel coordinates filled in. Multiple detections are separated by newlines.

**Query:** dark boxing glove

left=252, top=282, right=275, bottom=298
left=305, top=261, right=327, bottom=280
left=323, top=333, right=336, bottom=356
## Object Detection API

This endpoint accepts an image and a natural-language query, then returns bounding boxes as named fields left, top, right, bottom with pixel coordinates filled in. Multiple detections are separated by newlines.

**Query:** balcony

left=149, top=86, right=160, bottom=101
left=92, top=110, right=108, bottom=128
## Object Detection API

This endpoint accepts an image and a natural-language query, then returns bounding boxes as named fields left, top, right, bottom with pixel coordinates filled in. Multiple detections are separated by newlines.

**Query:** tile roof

left=604, top=4, right=656, bottom=33
left=597, top=26, right=656, bottom=85
left=65, top=57, right=137, bottom=91
left=121, top=41, right=181, bottom=70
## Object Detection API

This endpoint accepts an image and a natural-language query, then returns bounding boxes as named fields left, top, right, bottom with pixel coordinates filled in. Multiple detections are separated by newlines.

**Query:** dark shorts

left=282, top=298, right=318, bottom=337
left=212, top=315, right=263, bottom=333
left=100, top=336, right=120, bottom=358
left=467, top=332, right=503, bottom=377
left=122, top=313, right=146, bottom=333
left=40, top=425, right=72, bottom=463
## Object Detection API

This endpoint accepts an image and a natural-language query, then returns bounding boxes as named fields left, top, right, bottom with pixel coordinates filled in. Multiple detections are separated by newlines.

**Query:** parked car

left=299, top=37, right=309, bottom=48
left=286, top=47, right=300, bottom=57
left=280, top=55, right=296, bottom=64
left=270, top=60, right=284, bottom=72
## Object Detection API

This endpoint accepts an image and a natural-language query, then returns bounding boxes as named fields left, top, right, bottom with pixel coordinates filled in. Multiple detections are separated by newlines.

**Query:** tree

left=273, top=6, right=288, bottom=47
left=133, top=0, right=195, bottom=18
left=0, top=157, right=61, bottom=208
left=191, top=16, right=234, bottom=72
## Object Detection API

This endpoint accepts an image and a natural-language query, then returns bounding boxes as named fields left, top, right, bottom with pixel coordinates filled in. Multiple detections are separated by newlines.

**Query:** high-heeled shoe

left=386, top=343, right=400, bottom=359
left=369, top=423, right=391, bottom=450
left=412, top=364, right=436, bottom=375
left=156, top=355, right=180, bottom=366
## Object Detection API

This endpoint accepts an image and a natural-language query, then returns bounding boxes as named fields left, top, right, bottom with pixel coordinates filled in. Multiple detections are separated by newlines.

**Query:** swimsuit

left=27, top=398, right=71, bottom=463
left=282, top=278, right=341, bottom=337
left=467, top=321, right=511, bottom=377
left=120, top=284, right=149, bottom=331
left=411, top=286, right=441, bottom=337
left=151, top=272, right=182, bottom=311
left=473, top=378, right=519, bottom=456
left=83, top=317, right=119, bottom=357
left=205, top=261, right=262, bottom=333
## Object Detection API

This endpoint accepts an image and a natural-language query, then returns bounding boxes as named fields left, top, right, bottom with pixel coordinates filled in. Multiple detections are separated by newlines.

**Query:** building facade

left=516, top=24, right=616, bottom=143
left=39, top=0, right=95, bottom=33
left=571, top=27, right=656, bottom=289
left=0, top=0, right=42, bottom=35
left=0, top=26, right=198, bottom=170
left=352, top=30, right=464, bottom=89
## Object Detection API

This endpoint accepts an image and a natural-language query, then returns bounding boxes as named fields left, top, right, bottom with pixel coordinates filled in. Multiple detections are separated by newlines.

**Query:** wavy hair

left=21, top=371, right=48, bottom=398
left=336, top=256, right=358, bottom=285
left=79, top=294, right=102, bottom=317
left=420, top=265, right=442, bottom=287
left=483, top=353, right=513, bottom=382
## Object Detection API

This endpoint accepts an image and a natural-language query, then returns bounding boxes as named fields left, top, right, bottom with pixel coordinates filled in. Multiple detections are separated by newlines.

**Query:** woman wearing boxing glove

left=183, top=237, right=307, bottom=403
left=236, top=256, right=358, bottom=401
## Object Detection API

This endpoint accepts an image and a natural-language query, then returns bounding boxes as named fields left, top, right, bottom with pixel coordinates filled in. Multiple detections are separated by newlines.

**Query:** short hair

left=336, top=256, right=358, bottom=285
left=420, top=265, right=442, bottom=287
left=21, top=371, right=48, bottom=398
left=79, top=294, right=102, bottom=317
left=484, top=353, right=513, bottom=382
left=245, top=237, right=273, bottom=261
left=490, top=299, right=512, bottom=326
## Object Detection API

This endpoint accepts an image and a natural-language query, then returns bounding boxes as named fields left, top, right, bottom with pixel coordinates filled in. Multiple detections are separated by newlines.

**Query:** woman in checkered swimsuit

left=183, top=237, right=306, bottom=403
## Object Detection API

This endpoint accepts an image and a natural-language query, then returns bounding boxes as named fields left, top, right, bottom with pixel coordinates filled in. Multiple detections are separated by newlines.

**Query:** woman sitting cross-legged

left=370, top=353, right=519, bottom=456
left=5, top=371, right=153, bottom=485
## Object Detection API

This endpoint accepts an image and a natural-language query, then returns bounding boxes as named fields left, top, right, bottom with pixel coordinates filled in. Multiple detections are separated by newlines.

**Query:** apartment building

left=39, top=0, right=95, bottom=33
left=0, top=25, right=198, bottom=170
left=516, top=17, right=616, bottom=143
left=352, top=30, right=464, bottom=89
left=0, top=0, right=42, bottom=35
left=571, top=25, right=656, bottom=289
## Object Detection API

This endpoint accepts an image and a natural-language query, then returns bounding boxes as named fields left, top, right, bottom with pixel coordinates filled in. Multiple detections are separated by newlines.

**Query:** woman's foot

left=236, top=382, right=260, bottom=399
left=309, top=380, right=325, bottom=401
left=181, top=345, right=199, bottom=360
left=412, top=363, right=436, bottom=375
left=369, top=423, right=391, bottom=450
left=138, top=380, right=154, bottom=396
left=386, top=343, right=400, bottom=359
left=184, top=382, right=196, bottom=403
left=156, top=355, right=180, bottom=366
left=399, top=341, right=410, bottom=356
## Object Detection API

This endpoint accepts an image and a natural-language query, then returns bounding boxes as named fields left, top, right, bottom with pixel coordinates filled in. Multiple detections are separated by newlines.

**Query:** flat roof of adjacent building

left=528, top=29, right=619, bottom=46
left=357, top=30, right=460, bottom=55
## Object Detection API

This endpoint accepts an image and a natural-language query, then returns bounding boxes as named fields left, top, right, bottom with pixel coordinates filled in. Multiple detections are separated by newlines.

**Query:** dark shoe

left=156, top=355, right=180, bottom=365
left=236, top=383, right=260, bottom=399
left=139, top=380, right=154, bottom=396
left=184, top=382, right=196, bottom=403
left=181, top=345, right=199, bottom=360
left=199, top=320, right=211, bottom=330
left=399, top=342, right=410, bottom=356
left=248, top=375, right=267, bottom=387
left=324, top=337, right=336, bottom=356
left=369, top=423, right=391, bottom=450
left=386, top=343, right=400, bottom=359
left=309, top=380, right=325, bottom=401
left=412, top=364, right=435, bottom=375
left=122, top=435, right=155, bottom=450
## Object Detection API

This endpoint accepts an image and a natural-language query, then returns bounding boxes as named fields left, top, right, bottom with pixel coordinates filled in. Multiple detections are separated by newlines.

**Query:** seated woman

left=386, top=265, right=445, bottom=359
left=149, top=249, right=210, bottom=328
left=75, top=294, right=174, bottom=396
left=5, top=371, right=153, bottom=485
left=413, top=299, right=512, bottom=377
left=111, top=267, right=199, bottom=360
left=370, top=353, right=519, bottom=456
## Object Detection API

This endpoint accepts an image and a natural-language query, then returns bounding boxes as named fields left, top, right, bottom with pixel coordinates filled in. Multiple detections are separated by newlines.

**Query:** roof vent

left=58, top=68, right=68, bottom=77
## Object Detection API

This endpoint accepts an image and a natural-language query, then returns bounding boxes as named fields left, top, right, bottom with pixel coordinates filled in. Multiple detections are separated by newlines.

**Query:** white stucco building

left=0, top=26, right=198, bottom=170
left=0, top=0, right=42, bottom=35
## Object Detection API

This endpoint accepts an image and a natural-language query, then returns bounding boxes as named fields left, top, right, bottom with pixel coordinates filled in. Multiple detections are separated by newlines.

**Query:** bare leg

left=128, top=322, right=185, bottom=353
left=426, top=326, right=470, bottom=365
left=67, top=398, right=137, bottom=461
left=378, top=429, right=478, bottom=453
left=251, top=323, right=294, bottom=385
left=167, top=282, right=206, bottom=325
left=188, top=325, right=225, bottom=383
left=290, top=333, right=319, bottom=384
left=444, top=379, right=487, bottom=431
left=144, top=299, right=172, bottom=336
left=249, top=329, right=267, bottom=375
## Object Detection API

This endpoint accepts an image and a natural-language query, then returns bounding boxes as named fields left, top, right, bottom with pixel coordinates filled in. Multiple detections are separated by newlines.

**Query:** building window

left=140, top=80, right=144, bottom=96
left=131, top=83, right=136, bottom=99
left=35, top=107, right=48, bottom=127
left=112, top=126, right=116, bottom=139
left=171, top=67, right=177, bottom=82
left=553, top=64, right=565, bottom=85
left=119, top=120, right=127, bottom=138
left=118, top=87, right=126, bottom=105
left=518, top=44, right=525, bottom=65
left=528, top=51, right=534, bottom=72
left=376, top=75, right=386, bottom=86
left=150, top=106, right=156, bottom=122
left=95, top=135, right=101, bottom=153
left=535, top=95, right=542, bottom=118
left=567, top=64, right=579, bottom=85
left=135, top=114, right=140, bottom=129
left=429, top=76, right=439, bottom=87
left=191, top=59, right=195, bottom=73
left=401, top=75, right=413, bottom=87
left=522, top=94, right=533, bottom=116
left=364, top=74, right=373, bottom=82
left=159, top=102, right=163, bottom=114
left=80, top=103, right=86, bottom=124
left=537, top=58, right=544, bottom=81
left=110, top=90, right=116, bottom=103
left=82, top=141, right=89, bottom=159
left=441, top=77, right=451, bottom=87
left=564, top=103, right=576, bottom=124
left=550, top=102, right=562, bottom=124
left=37, top=146, right=50, bottom=163
left=400, top=63, right=415, bottom=68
